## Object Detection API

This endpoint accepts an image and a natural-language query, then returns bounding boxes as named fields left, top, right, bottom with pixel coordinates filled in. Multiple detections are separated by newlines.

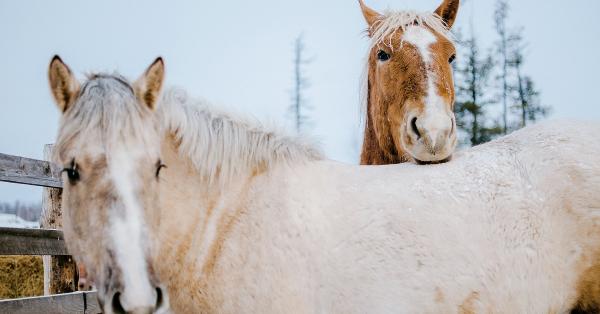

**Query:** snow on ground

left=0, top=213, right=38, bottom=228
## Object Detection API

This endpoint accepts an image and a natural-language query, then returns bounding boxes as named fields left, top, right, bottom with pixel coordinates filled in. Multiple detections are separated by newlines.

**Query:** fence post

left=40, top=144, right=78, bottom=295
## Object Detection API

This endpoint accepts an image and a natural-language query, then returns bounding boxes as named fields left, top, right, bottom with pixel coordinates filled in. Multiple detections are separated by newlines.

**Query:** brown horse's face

left=48, top=56, right=170, bottom=314
left=368, top=26, right=457, bottom=163
left=361, top=0, right=460, bottom=164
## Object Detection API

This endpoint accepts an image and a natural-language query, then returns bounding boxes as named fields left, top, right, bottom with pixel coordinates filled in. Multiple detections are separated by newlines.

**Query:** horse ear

left=434, top=0, right=460, bottom=28
left=134, top=57, right=165, bottom=110
left=48, top=55, right=80, bottom=113
left=358, top=0, right=382, bottom=33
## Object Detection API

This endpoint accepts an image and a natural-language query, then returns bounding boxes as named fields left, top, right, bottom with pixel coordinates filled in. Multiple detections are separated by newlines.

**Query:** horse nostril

left=410, top=117, right=421, bottom=139
left=112, top=292, right=126, bottom=314
left=155, top=286, right=164, bottom=309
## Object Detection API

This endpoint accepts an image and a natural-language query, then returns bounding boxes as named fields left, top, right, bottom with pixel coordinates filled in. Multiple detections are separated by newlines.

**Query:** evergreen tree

left=454, top=31, right=503, bottom=145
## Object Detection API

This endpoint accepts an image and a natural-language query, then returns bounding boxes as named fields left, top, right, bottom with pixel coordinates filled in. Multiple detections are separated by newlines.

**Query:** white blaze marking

left=402, top=25, right=437, bottom=64
left=109, top=148, right=155, bottom=309
left=402, top=25, right=449, bottom=147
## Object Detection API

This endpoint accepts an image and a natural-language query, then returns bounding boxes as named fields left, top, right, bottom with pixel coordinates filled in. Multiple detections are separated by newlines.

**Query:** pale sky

left=1, top=0, right=599, bottom=203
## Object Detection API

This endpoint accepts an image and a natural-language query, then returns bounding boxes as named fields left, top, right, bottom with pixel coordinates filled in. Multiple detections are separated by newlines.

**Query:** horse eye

left=449, top=54, right=456, bottom=64
left=377, top=50, right=391, bottom=62
left=62, top=160, right=80, bottom=184
left=155, top=160, right=167, bottom=178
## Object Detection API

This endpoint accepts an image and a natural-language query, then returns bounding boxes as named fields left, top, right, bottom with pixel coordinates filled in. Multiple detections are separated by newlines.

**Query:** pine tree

left=454, top=31, right=503, bottom=145
left=289, top=34, right=312, bottom=133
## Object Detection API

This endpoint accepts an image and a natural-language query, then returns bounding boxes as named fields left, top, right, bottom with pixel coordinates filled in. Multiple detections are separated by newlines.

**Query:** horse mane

left=158, top=87, right=323, bottom=184
left=55, top=75, right=323, bottom=184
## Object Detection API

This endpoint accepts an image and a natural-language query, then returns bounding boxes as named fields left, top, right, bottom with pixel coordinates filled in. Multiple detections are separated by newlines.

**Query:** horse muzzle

left=403, top=112, right=457, bottom=163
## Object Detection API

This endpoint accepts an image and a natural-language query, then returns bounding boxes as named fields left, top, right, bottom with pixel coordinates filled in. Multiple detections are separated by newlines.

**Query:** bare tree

left=289, top=34, right=313, bottom=133
left=510, top=44, right=550, bottom=127
left=494, top=0, right=511, bottom=134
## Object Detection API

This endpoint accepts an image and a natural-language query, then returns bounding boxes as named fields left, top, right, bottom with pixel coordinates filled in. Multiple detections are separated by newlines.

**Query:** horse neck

left=155, top=134, right=254, bottom=284
left=360, top=78, right=406, bottom=165
left=157, top=132, right=251, bottom=213
left=153, top=91, right=322, bottom=287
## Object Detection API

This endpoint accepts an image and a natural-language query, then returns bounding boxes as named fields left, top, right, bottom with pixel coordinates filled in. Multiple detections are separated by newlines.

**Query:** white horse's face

left=49, top=56, right=170, bottom=314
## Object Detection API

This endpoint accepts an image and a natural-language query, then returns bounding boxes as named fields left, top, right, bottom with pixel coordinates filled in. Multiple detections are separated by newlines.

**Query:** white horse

left=48, top=55, right=600, bottom=314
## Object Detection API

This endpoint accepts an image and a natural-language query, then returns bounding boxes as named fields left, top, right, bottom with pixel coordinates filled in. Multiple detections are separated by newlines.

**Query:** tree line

left=0, top=201, right=42, bottom=222
left=453, top=0, right=550, bottom=146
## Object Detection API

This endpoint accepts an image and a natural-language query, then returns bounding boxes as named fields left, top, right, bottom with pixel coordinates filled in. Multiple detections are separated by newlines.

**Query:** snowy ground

left=0, top=213, right=38, bottom=228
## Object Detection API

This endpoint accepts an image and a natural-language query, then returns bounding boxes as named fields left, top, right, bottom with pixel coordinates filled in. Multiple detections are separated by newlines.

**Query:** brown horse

left=359, top=0, right=460, bottom=165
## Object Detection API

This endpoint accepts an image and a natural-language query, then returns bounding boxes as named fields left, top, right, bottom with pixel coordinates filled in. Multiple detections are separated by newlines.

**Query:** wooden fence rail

left=0, top=227, right=68, bottom=255
left=0, top=291, right=101, bottom=314
left=0, top=152, right=62, bottom=188
left=0, top=147, right=100, bottom=312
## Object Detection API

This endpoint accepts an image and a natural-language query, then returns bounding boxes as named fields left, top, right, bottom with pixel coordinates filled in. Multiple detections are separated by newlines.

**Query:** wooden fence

left=0, top=148, right=101, bottom=313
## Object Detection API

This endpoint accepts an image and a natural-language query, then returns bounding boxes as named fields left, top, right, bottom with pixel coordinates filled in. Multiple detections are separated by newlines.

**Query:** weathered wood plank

left=0, top=227, right=68, bottom=255
left=0, top=291, right=101, bottom=314
left=41, top=144, right=79, bottom=295
left=0, top=152, right=63, bottom=188
left=84, top=291, right=102, bottom=314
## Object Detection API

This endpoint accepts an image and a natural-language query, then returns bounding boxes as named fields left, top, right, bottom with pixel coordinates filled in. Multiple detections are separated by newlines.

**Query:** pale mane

left=369, top=10, right=453, bottom=50
left=55, top=75, right=323, bottom=184
left=158, top=87, right=323, bottom=184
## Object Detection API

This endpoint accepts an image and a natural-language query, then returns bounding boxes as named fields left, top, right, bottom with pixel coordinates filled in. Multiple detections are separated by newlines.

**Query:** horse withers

left=49, top=56, right=600, bottom=313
